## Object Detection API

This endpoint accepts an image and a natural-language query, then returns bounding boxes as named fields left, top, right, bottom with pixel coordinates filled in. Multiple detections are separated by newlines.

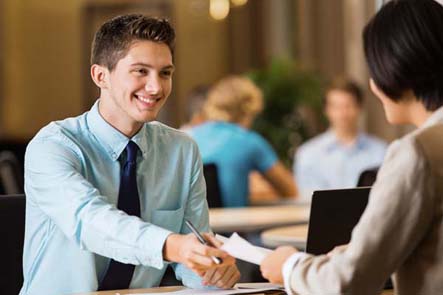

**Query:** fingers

left=204, top=233, right=223, bottom=248
left=203, top=265, right=241, bottom=289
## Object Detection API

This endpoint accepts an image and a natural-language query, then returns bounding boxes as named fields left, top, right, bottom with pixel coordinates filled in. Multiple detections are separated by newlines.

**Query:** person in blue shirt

left=294, top=78, right=387, bottom=202
left=188, top=76, right=297, bottom=207
left=20, top=15, right=239, bottom=295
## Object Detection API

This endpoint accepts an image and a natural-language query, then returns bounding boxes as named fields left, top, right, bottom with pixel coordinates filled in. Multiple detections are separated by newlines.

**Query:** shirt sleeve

left=293, top=145, right=328, bottom=201
left=250, top=133, right=278, bottom=173
left=25, top=135, right=173, bottom=270
left=286, top=137, right=435, bottom=294
left=171, top=141, right=211, bottom=288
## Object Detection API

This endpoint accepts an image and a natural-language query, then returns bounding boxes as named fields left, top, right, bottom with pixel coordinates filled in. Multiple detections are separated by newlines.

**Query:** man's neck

left=333, top=128, right=359, bottom=146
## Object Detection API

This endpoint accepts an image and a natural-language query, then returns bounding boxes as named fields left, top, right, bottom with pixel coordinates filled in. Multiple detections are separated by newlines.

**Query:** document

left=218, top=233, right=272, bottom=265
left=127, top=286, right=279, bottom=295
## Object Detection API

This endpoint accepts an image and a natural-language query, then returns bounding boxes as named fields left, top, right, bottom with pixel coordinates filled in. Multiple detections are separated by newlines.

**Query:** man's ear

left=91, top=64, right=109, bottom=89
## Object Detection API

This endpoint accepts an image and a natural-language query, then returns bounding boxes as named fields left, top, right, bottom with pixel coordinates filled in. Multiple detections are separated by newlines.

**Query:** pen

left=184, top=219, right=222, bottom=265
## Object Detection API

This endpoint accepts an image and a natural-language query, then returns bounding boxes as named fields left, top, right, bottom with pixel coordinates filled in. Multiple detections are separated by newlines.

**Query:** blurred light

left=231, top=0, right=248, bottom=7
left=210, top=0, right=230, bottom=20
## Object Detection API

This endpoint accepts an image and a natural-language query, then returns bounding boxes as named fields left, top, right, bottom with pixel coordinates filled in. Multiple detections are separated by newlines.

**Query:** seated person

left=180, top=84, right=210, bottom=131
left=261, top=1, right=443, bottom=294
left=188, top=76, right=297, bottom=207
left=294, top=78, right=387, bottom=201
left=20, top=15, right=239, bottom=295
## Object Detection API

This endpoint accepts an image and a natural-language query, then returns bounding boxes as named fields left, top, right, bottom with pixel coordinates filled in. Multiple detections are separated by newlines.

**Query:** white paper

left=127, top=286, right=277, bottom=295
left=219, top=233, right=272, bottom=265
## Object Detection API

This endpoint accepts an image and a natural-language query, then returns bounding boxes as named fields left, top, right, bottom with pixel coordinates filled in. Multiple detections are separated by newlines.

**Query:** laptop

left=305, top=187, right=393, bottom=289
left=306, top=187, right=370, bottom=255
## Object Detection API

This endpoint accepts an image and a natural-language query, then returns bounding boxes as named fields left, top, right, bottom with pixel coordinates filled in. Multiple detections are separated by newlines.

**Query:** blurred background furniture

left=357, top=167, right=379, bottom=187
left=0, top=194, right=26, bottom=294
left=203, top=163, right=223, bottom=208
left=261, top=224, right=308, bottom=250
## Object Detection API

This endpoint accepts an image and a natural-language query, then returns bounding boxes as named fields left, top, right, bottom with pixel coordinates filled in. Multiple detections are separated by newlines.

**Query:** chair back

left=0, top=194, right=25, bottom=294
left=0, top=151, right=24, bottom=194
left=356, top=167, right=379, bottom=187
left=203, top=163, right=223, bottom=208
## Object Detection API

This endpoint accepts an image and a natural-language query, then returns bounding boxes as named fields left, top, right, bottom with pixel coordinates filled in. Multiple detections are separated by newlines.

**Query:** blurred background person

left=188, top=75, right=297, bottom=207
left=294, top=78, right=387, bottom=201
left=180, top=84, right=210, bottom=131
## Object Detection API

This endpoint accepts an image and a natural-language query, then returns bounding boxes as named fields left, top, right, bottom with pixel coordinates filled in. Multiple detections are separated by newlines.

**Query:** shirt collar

left=324, top=129, right=367, bottom=152
left=86, top=100, right=149, bottom=161
left=422, top=106, right=443, bottom=129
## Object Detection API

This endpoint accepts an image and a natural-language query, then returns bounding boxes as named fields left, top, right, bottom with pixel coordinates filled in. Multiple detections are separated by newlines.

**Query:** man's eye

left=161, top=71, right=172, bottom=77
left=136, top=69, right=147, bottom=74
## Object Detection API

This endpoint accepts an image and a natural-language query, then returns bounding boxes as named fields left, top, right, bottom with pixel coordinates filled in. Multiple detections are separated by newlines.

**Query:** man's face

left=325, top=90, right=361, bottom=132
left=99, top=40, right=174, bottom=135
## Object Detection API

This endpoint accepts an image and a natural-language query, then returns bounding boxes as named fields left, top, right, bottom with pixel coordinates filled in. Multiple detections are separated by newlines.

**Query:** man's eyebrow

left=130, top=63, right=175, bottom=70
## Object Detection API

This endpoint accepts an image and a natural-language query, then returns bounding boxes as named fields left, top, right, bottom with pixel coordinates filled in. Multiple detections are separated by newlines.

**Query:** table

left=74, top=286, right=183, bottom=295
left=209, top=205, right=310, bottom=233
left=261, top=224, right=309, bottom=249
left=74, top=286, right=394, bottom=295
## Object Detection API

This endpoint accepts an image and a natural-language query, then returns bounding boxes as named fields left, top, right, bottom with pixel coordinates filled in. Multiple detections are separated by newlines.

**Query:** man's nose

left=145, top=75, right=162, bottom=94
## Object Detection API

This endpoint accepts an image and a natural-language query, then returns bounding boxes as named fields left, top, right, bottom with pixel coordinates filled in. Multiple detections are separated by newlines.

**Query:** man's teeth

left=137, top=96, right=158, bottom=103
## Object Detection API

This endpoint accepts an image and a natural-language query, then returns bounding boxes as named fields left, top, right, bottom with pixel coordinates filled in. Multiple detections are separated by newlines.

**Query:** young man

left=20, top=15, right=239, bottom=295
left=294, top=78, right=386, bottom=201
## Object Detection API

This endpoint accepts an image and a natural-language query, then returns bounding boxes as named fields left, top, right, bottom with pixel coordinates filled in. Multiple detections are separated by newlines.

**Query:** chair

left=203, top=163, right=223, bottom=208
left=0, top=194, right=26, bottom=294
left=356, top=167, right=379, bottom=187
left=0, top=151, right=24, bottom=194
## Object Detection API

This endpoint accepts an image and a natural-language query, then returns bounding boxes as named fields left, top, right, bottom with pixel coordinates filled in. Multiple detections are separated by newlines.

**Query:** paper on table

left=127, top=286, right=278, bottom=295
left=218, top=233, right=272, bottom=265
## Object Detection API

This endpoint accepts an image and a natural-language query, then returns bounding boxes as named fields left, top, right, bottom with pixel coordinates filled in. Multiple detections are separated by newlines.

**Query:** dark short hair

left=186, top=85, right=211, bottom=121
left=363, top=0, right=443, bottom=111
left=91, top=14, right=175, bottom=71
left=324, top=77, right=363, bottom=106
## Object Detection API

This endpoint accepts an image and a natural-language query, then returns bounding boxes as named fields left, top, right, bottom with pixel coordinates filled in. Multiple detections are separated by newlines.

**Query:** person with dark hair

left=180, top=84, right=211, bottom=131
left=294, top=77, right=386, bottom=201
left=20, top=14, right=239, bottom=295
left=260, top=1, right=443, bottom=294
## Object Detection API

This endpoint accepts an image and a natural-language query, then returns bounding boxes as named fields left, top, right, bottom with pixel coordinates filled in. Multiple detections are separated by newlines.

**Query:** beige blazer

left=287, top=107, right=443, bottom=295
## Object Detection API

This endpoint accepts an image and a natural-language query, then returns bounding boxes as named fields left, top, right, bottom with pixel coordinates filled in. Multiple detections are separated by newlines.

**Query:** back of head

left=363, top=0, right=443, bottom=111
left=203, top=76, right=263, bottom=124
left=91, top=14, right=175, bottom=71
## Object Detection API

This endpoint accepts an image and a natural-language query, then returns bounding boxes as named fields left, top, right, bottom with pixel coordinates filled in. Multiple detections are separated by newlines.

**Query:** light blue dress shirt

left=294, top=130, right=387, bottom=201
left=20, top=101, right=209, bottom=295
left=188, top=121, right=278, bottom=207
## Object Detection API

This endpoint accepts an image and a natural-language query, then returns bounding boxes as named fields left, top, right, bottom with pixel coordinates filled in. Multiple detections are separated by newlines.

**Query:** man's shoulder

left=146, top=121, right=197, bottom=147
left=297, top=131, right=331, bottom=155
left=360, top=133, right=387, bottom=150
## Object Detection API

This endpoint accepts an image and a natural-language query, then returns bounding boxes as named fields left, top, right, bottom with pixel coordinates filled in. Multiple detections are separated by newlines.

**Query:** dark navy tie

left=99, top=141, right=140, bottom=290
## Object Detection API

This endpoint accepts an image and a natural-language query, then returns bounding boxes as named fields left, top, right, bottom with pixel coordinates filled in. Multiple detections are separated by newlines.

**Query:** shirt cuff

left=282, top=252, right=308, bottom=295
left=139, top=225, right=173, bottom=269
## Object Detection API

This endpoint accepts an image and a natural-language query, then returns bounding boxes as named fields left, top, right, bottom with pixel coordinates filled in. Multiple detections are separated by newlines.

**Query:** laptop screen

left=306, top=187, right=370, bottom=255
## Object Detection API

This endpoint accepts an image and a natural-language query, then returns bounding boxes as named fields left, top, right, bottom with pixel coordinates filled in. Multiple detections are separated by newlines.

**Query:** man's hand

left=163, top=233, right=234, bottom=276
left=201, top=234, right=240, bottom=288
left=260, top=246, right=297, bottom=284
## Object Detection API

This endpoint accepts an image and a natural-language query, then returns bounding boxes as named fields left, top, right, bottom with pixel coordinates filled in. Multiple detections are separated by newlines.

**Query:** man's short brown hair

left=324, top=77, right=363, bottom=106
left=91, top=14, right=175, bottom=71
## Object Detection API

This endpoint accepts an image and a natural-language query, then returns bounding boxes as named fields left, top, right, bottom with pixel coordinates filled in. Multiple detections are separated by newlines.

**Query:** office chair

left=203, top=163, right=223, bottom=208
left=0, top=151, right=24, bottom=194
left=0, top=194, right=26, bottom=294
left=356, top=167, right=379, bottom=187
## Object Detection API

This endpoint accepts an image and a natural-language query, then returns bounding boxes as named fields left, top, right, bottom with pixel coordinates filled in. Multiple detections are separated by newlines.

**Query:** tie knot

left=125, top=141, right=139, bottom=164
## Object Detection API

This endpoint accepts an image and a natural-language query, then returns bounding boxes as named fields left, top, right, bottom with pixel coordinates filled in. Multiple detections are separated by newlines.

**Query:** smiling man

left=20, top=15, right=239, bottom=295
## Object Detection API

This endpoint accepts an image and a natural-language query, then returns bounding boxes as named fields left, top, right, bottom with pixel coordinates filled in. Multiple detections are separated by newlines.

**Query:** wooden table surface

left=73, top=286, right=394, bottom=295
left=261, top=224, right=309, bottom=249
left=209, top=205, right=310, bottom=233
